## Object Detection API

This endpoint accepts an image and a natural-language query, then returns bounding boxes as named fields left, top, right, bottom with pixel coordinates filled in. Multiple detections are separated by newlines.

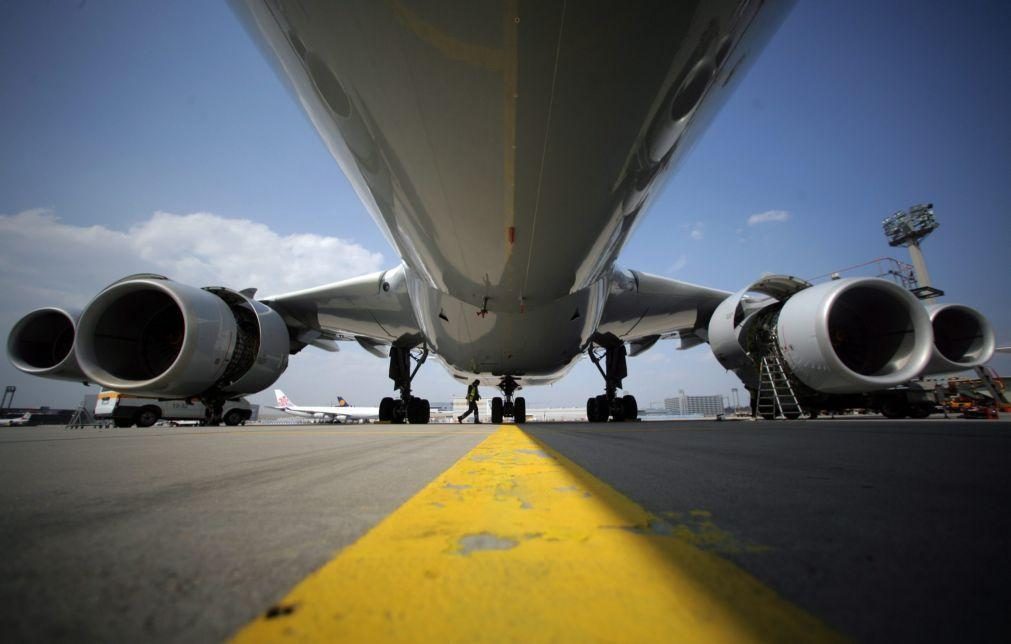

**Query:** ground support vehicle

left=95, top=391, right=255, bottom=428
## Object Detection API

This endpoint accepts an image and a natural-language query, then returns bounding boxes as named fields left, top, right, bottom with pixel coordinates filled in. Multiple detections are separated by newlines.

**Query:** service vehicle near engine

left=95, top=390, right=254, bottom=428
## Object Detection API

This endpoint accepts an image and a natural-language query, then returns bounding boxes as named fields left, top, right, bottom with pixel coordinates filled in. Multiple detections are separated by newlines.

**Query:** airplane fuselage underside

left=236, top=0, right=789, bottom=383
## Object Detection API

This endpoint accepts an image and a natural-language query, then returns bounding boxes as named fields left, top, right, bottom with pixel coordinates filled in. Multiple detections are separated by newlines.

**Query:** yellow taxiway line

left=234, top=425, right=840, bottom=642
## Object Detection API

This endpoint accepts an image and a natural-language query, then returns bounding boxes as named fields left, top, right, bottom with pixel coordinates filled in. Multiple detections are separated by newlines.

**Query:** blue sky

left=1, top=1, right=1009, bottom=410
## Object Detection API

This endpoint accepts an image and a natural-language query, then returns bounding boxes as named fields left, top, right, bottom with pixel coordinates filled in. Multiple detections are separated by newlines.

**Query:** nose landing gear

left=586, top=343, right=638, bottom=422
left=491, top=376, right=526, bottom=424
left=378, top=346, right=431, bottom=424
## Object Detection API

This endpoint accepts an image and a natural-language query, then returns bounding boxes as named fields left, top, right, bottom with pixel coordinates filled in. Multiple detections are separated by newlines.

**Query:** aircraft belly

left=409, top=272, right=607, bottom=378
left=241, top=0, right=791, bottom=308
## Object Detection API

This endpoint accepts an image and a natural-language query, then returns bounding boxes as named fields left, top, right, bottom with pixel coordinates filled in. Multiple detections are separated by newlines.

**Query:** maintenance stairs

left=65, top=405, right=111, bottom=429
left=756, top=348, right=805, bottom=420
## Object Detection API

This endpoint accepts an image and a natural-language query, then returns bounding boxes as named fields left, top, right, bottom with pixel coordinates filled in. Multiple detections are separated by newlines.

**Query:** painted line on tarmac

left=233, top=425, right=841, bottom=643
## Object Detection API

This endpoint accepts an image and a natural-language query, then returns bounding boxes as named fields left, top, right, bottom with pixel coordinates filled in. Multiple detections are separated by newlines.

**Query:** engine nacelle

left=776, top=278, right=933, bottom=393
left=75, top=275, right=289, bottom=397
left=6, top=307, right=88, bottom=382
left=709, top=276, right=934, bottom=395
left=920, top=303, right=995, bottom=374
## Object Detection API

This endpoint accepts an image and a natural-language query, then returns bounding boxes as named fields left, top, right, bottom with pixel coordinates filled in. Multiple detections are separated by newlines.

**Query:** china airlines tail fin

left=274, top=389, right=292, bottom=409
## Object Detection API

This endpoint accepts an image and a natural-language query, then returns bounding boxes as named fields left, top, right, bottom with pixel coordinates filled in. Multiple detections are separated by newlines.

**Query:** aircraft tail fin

left=337, top=396, right=350, bottom=407
left=274, top=389, right=291, bottom=409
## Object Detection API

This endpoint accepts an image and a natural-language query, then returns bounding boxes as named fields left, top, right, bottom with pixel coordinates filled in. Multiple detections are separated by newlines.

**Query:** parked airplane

left=271, top=390, right=379, bottom=423
left=0, top=412, right=32, bottom=427
left=6, top=1, right=995, bottom=424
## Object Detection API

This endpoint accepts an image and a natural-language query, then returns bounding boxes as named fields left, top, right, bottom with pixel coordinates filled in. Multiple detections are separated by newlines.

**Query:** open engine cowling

left=920, top=303, right=995, bottom=374
left=709, top=276, right=934, bottom=394
left=7, top=307, right=88, bottom=382
left=74, top=275, right=290, bottom=397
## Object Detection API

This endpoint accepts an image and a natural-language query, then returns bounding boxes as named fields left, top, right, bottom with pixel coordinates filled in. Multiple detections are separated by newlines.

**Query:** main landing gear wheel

left=379, top=397, right=395, bottom=422
left=514, top=397, right=526, bottom=424
left=586, top=343, right=639, bottom=422
left=407, top=397, right=430, bottom=424
left=223, top=409, right=244, bottom=426
left=382, top=346, right=432, bottom=424
left=622, top=395, right=638, bottom=422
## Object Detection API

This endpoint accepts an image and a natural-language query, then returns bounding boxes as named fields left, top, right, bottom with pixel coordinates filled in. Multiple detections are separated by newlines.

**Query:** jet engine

left=921, top=303, right=995, bottom=374
left=73, top=275, right=290, bottom=397
left=7, top=307, right=88, bottom=382
left=710, top=276, right=934, bottom=394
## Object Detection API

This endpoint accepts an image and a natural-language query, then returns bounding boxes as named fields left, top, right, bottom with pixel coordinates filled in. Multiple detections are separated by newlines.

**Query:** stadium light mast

left=882, top=203, right=943, bottom=299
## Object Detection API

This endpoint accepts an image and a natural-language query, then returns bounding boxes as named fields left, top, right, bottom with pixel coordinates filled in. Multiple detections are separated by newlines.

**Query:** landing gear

left=378, top=346, right=431, bottom=424
left=586, top=343, right=638, bottom=422
left=201, top=394, right=226, bottom=427
left=492, top=377, right=526, bottom=423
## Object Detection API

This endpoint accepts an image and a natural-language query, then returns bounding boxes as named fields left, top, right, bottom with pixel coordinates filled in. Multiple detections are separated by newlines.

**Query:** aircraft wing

left=595, top=268, right=730, bottom=353
left=262, top=264, right=423, bottom=354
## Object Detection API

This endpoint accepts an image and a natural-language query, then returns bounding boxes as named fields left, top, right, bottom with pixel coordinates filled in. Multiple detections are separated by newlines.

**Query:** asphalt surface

left=527, top=419, right=1011, bottom=643
left=0, top=424, right=491, bottom=642
left=1, top=418, right=1008, bottom=642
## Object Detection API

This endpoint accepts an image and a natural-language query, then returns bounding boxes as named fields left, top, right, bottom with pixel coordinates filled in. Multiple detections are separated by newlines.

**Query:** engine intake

left=75, top=275, right=289, bottom=397
left=6, top=307, right=87, bottom=381
left=776, top=278, right=933, bottom=393
left=709, top=276, right=935, bottom=395
left=921, top=303, right=995, bottom=374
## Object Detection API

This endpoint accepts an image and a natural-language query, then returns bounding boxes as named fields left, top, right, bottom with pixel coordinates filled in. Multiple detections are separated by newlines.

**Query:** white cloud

left=667, top=254, right=688, bottom=273
left=690, top=221, right=704, bottom=240
left=747, top=210, right=791, bottom=226
left=0, top=209, right=385, bottom=312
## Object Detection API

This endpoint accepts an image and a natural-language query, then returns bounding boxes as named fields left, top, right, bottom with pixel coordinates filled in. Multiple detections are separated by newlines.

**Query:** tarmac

left=0, top=418, right=1008, bottom=642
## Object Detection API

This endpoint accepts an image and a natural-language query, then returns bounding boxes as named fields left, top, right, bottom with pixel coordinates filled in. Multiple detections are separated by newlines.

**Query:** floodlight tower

left=882, top=203, right=943, bottom=299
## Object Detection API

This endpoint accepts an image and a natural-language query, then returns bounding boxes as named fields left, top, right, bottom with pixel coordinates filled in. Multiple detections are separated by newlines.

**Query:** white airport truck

left=95, top=390, right=255, bottom=427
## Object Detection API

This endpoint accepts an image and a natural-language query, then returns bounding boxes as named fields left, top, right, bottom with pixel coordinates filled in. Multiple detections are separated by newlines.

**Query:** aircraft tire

left=586, top=397, right=598, bottom=422
left=407, top=397, right=430, bottom=424
left=491, top=397, right=503, bottom=424
left=595, top=395, right=609, bottom=422
left=514, top=397, right=526, bottom=423
left=379, top=397, right=395, bottom=422
left=622, top=395, right=638, bottom=421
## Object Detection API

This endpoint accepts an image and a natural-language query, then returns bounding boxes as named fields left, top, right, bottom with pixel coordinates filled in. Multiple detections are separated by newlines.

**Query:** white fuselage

left=238, top=0, right=792, bottom=385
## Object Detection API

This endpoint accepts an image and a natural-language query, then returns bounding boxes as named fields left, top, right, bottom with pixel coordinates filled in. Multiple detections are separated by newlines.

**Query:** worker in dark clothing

left=458, top=379, right=481, bottom=423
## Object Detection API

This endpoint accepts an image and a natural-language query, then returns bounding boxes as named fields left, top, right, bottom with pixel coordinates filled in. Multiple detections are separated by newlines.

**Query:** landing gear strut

left=586, top=343, right=638, bottom=422
left=378, top=346, right=431, bottom=424
left=200, top=393, right=226, bottom=427
left=491, top=376, right=526, bottom=424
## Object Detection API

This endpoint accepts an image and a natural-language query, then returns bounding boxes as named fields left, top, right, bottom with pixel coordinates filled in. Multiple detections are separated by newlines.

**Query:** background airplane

left=0, top=412, right=32, bottom=427
left=271, top=390, right=379, bottom=423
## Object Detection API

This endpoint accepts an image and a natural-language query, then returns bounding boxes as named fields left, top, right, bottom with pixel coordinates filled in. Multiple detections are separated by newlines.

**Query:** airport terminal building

left=664, top=394, right=724, bottom=417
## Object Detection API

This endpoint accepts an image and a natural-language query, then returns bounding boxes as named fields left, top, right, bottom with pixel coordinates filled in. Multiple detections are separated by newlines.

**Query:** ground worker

left=458, top=379, right=481, bottom=423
